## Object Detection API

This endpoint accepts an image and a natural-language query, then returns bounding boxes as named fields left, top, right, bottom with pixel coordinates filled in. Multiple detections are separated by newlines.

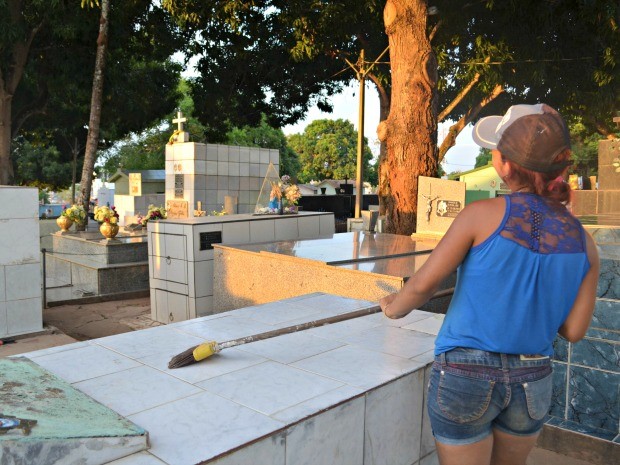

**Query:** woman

left=380, top=104, right=599, bottom=465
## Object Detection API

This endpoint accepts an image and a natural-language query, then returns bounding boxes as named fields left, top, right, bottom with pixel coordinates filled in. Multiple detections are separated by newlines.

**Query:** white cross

left=173, top=111, right=187, bottom=132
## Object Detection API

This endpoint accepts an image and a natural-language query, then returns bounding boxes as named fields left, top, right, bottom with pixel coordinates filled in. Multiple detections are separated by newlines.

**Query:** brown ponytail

left=505, top=149, right=572, bottom=203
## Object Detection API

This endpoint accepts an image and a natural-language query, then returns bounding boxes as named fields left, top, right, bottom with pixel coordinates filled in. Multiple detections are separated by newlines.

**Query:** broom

left=168, top=288, right=454, bottom=369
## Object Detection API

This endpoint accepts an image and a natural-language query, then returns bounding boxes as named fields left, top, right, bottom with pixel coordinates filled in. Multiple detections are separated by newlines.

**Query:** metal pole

left=41, top=248, right=47, bottom=309
left=355, top=49, right=365, bottom=219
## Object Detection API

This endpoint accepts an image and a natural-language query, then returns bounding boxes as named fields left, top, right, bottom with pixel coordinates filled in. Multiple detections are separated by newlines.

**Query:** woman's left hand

left=380, top=293, right=398, bottom=317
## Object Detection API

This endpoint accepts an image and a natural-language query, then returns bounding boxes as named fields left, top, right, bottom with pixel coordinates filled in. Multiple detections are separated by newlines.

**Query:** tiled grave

left=0, top=357, right=147, bottom=465
left=148, top=212, right=335, bottom=323
left=45, top=230, right=149, bottom=303
left=0, top=186, right=42, bottom=337
left=17, top=292, right=441, bottom=465
left=214, top=231, right=453, bottom=314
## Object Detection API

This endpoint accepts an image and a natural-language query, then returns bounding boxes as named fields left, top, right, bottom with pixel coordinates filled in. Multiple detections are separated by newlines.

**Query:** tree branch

left=438, top=56, right=490, bottom=122
left=438, top=83, right=504, bottom=163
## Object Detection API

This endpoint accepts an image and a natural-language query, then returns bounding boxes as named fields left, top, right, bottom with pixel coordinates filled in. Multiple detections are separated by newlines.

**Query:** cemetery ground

left=0, top=296, right=597, bottom=465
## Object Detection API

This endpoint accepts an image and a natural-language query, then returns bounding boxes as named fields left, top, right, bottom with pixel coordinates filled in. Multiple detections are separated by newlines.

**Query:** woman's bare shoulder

left=457, top=197, right=506, bottom=245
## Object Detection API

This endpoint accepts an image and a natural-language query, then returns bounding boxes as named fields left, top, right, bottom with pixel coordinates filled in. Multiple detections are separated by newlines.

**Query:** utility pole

left=345, top=47, right=388, bottom=218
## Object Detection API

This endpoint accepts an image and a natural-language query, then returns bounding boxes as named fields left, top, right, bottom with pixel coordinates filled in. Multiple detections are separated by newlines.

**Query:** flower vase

left=278, top=200, right=284, bottom=215
left=56, top=216, right=73, bottom=232
left=100, top=222, right=119, bottom=240
left=74, top=220, right=87, bottom=232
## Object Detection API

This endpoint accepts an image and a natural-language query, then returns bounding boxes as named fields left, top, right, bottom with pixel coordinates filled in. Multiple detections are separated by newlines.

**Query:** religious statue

left=420, top=194, right=439, bottom=222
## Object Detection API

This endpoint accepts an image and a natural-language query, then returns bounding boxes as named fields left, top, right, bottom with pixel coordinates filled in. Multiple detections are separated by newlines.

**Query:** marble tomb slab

left=17, top=293, right=441, bottom=465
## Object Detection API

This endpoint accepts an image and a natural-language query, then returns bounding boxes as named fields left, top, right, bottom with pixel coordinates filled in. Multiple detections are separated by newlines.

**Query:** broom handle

left=217, top=287, right=454, bottom=350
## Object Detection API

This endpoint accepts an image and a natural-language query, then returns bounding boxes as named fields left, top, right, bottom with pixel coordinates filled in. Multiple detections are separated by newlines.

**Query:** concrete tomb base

left=18, top=292, right=443, bottom=465
left=45, top=230, right=149, bottom=303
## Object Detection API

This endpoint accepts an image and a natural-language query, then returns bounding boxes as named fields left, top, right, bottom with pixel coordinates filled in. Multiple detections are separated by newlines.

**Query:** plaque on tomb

left=435, top=200, right=461, bottom=218
left=174, top=174, right=184, bottom=199
left=199, top=231, right=222, bottom=250
left=413, top=176, right=466, bottom=238
left=166, top=200, right=189, bottom=219
left=129, top=173, right=142, bottom=196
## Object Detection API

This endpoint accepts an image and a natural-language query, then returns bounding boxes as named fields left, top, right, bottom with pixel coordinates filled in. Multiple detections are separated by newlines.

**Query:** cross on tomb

left=173, top=110, right=187, bottom=132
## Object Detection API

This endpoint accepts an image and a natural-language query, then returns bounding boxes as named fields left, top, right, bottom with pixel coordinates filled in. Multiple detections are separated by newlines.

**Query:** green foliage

left=287, top=119, right=374, bottom=185
left=569, top=120, right=603, bottom=177
left=225, top=115, right=300, bottom=178
left=12, top=137, right=72, bottom=189
left=4, top=1, right=185, bottom=186
left=474, top=149, right=492, bottom=169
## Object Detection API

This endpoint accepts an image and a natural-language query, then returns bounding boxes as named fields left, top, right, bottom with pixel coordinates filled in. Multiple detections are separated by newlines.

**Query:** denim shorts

left=427, top=348, right=553, bottom=446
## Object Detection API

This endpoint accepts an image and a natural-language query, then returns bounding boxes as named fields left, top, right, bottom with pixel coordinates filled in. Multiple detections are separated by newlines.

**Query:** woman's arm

left=380, top=200, right=490, bottom=319
left=558, top=231, right=600, bottom=342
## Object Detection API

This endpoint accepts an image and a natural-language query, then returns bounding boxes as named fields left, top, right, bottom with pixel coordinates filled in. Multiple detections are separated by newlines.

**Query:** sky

left=282, top=81, right=481, bottom=174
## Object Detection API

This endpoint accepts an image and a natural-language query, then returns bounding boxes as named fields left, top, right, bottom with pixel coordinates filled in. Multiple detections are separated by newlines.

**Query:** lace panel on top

left=500, top=193, right=585, bottom=254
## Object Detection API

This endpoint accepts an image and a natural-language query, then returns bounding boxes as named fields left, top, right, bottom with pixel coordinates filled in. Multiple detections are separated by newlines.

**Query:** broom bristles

left=168, top=341, right=220, bottom=369
left=168, top=345, right=199, bottom=369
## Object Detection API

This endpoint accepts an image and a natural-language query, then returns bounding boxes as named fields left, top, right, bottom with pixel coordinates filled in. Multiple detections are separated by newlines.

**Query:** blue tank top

left=434, top=192, right=590, bottom=356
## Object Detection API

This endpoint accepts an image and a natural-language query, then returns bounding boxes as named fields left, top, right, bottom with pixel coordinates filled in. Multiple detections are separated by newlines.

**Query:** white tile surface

left=105, top=451, right=167, bottom=465
left=5, top=263, right=41, bottom=300
left=140, top=347, right=267, bottom=384
left=338, top=325, right=436, bottom=359
left=364, top=371, right=425, bottom=465
left=0, top=301, right=7, bottom=337
left=208, top=433, right=285, bottom=465
left=403, top=314, right=445, bottom=335
left=74, top=365, right=203, bottom=416
left=285, top=397, right=365, bottom=465
left=194, top=260, right=213, bottom=298
left=237, top=331, right=344, bottom=364
left=292, top=345, right=425, bottom=390
left=271, top=385, right=363, bottom=424
left=297, top=216, right=320, bottom=238
left=94, top=326, right=206, bottom=360
left=0, top=266, right=5, bottom=301
left=249, top=219, right=275, bottom=243
left=420, top=365, right=436, bottom=458
left=198, top=361, right=344, bottom=415
left=222, top=221, right=250, bottom=244
left=32, top=344, right=142, bottom=383
left=274, top=217, right=298, bottom=241
left=174, top=315, right=274, bottom=341
left=231, top=301, right=326, bottom=326
left=6, top=297, right=42, bottom=335
left=128, top=391, right=283, bottom=465
left=304, top=317, right=382, bottom=341
left=0, top=218, right=40, bottom=265
left=0, top=187, right=38, bottom=219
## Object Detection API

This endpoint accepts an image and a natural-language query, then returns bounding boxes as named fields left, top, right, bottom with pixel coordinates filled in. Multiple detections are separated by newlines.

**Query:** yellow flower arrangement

left=61, top=204, right=86, bottom=223
left=94, top=205, right=120, bottom=224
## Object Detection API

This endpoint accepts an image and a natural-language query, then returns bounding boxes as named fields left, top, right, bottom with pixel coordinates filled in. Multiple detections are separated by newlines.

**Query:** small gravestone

left=166, top=199, right=189, bottom=219
left=412, top=176, right=466, bottom=239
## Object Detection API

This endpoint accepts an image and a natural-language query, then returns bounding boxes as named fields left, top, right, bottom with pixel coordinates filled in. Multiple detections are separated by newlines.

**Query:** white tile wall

left=0, top=266, right=5, bottom=301
left=364, top=371, right=425, bottom=465
left=7, top=297, right=42, bottom=334
left=0, top=186, right=38, bottom=219
left=249, top=219, right=275, bottom=243
left=274, top=218, right=299, bottom=241
left=223, top=222, right=250, bottom=244
left=285, top=397, right=365, bottom=465
left=6, top=263, right=42, bottom=300
left=0, top=301, right=7, bottom=337
left=0, top=187, right=42, bottom=337
left=208, top=433, right=286, bottom=465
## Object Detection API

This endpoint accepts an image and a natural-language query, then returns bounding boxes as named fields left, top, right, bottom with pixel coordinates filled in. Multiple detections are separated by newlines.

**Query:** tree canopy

left=1, top=0, right=185, bottom=187
left=287, top=119, right=376, bottom=185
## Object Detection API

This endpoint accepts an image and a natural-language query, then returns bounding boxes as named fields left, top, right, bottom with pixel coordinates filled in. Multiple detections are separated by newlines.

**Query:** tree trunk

left=381, top=0, right=438, bottom=235
left=78, top=0, right=110, bottom=226
left=0, top=96, right=13, bottom=185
